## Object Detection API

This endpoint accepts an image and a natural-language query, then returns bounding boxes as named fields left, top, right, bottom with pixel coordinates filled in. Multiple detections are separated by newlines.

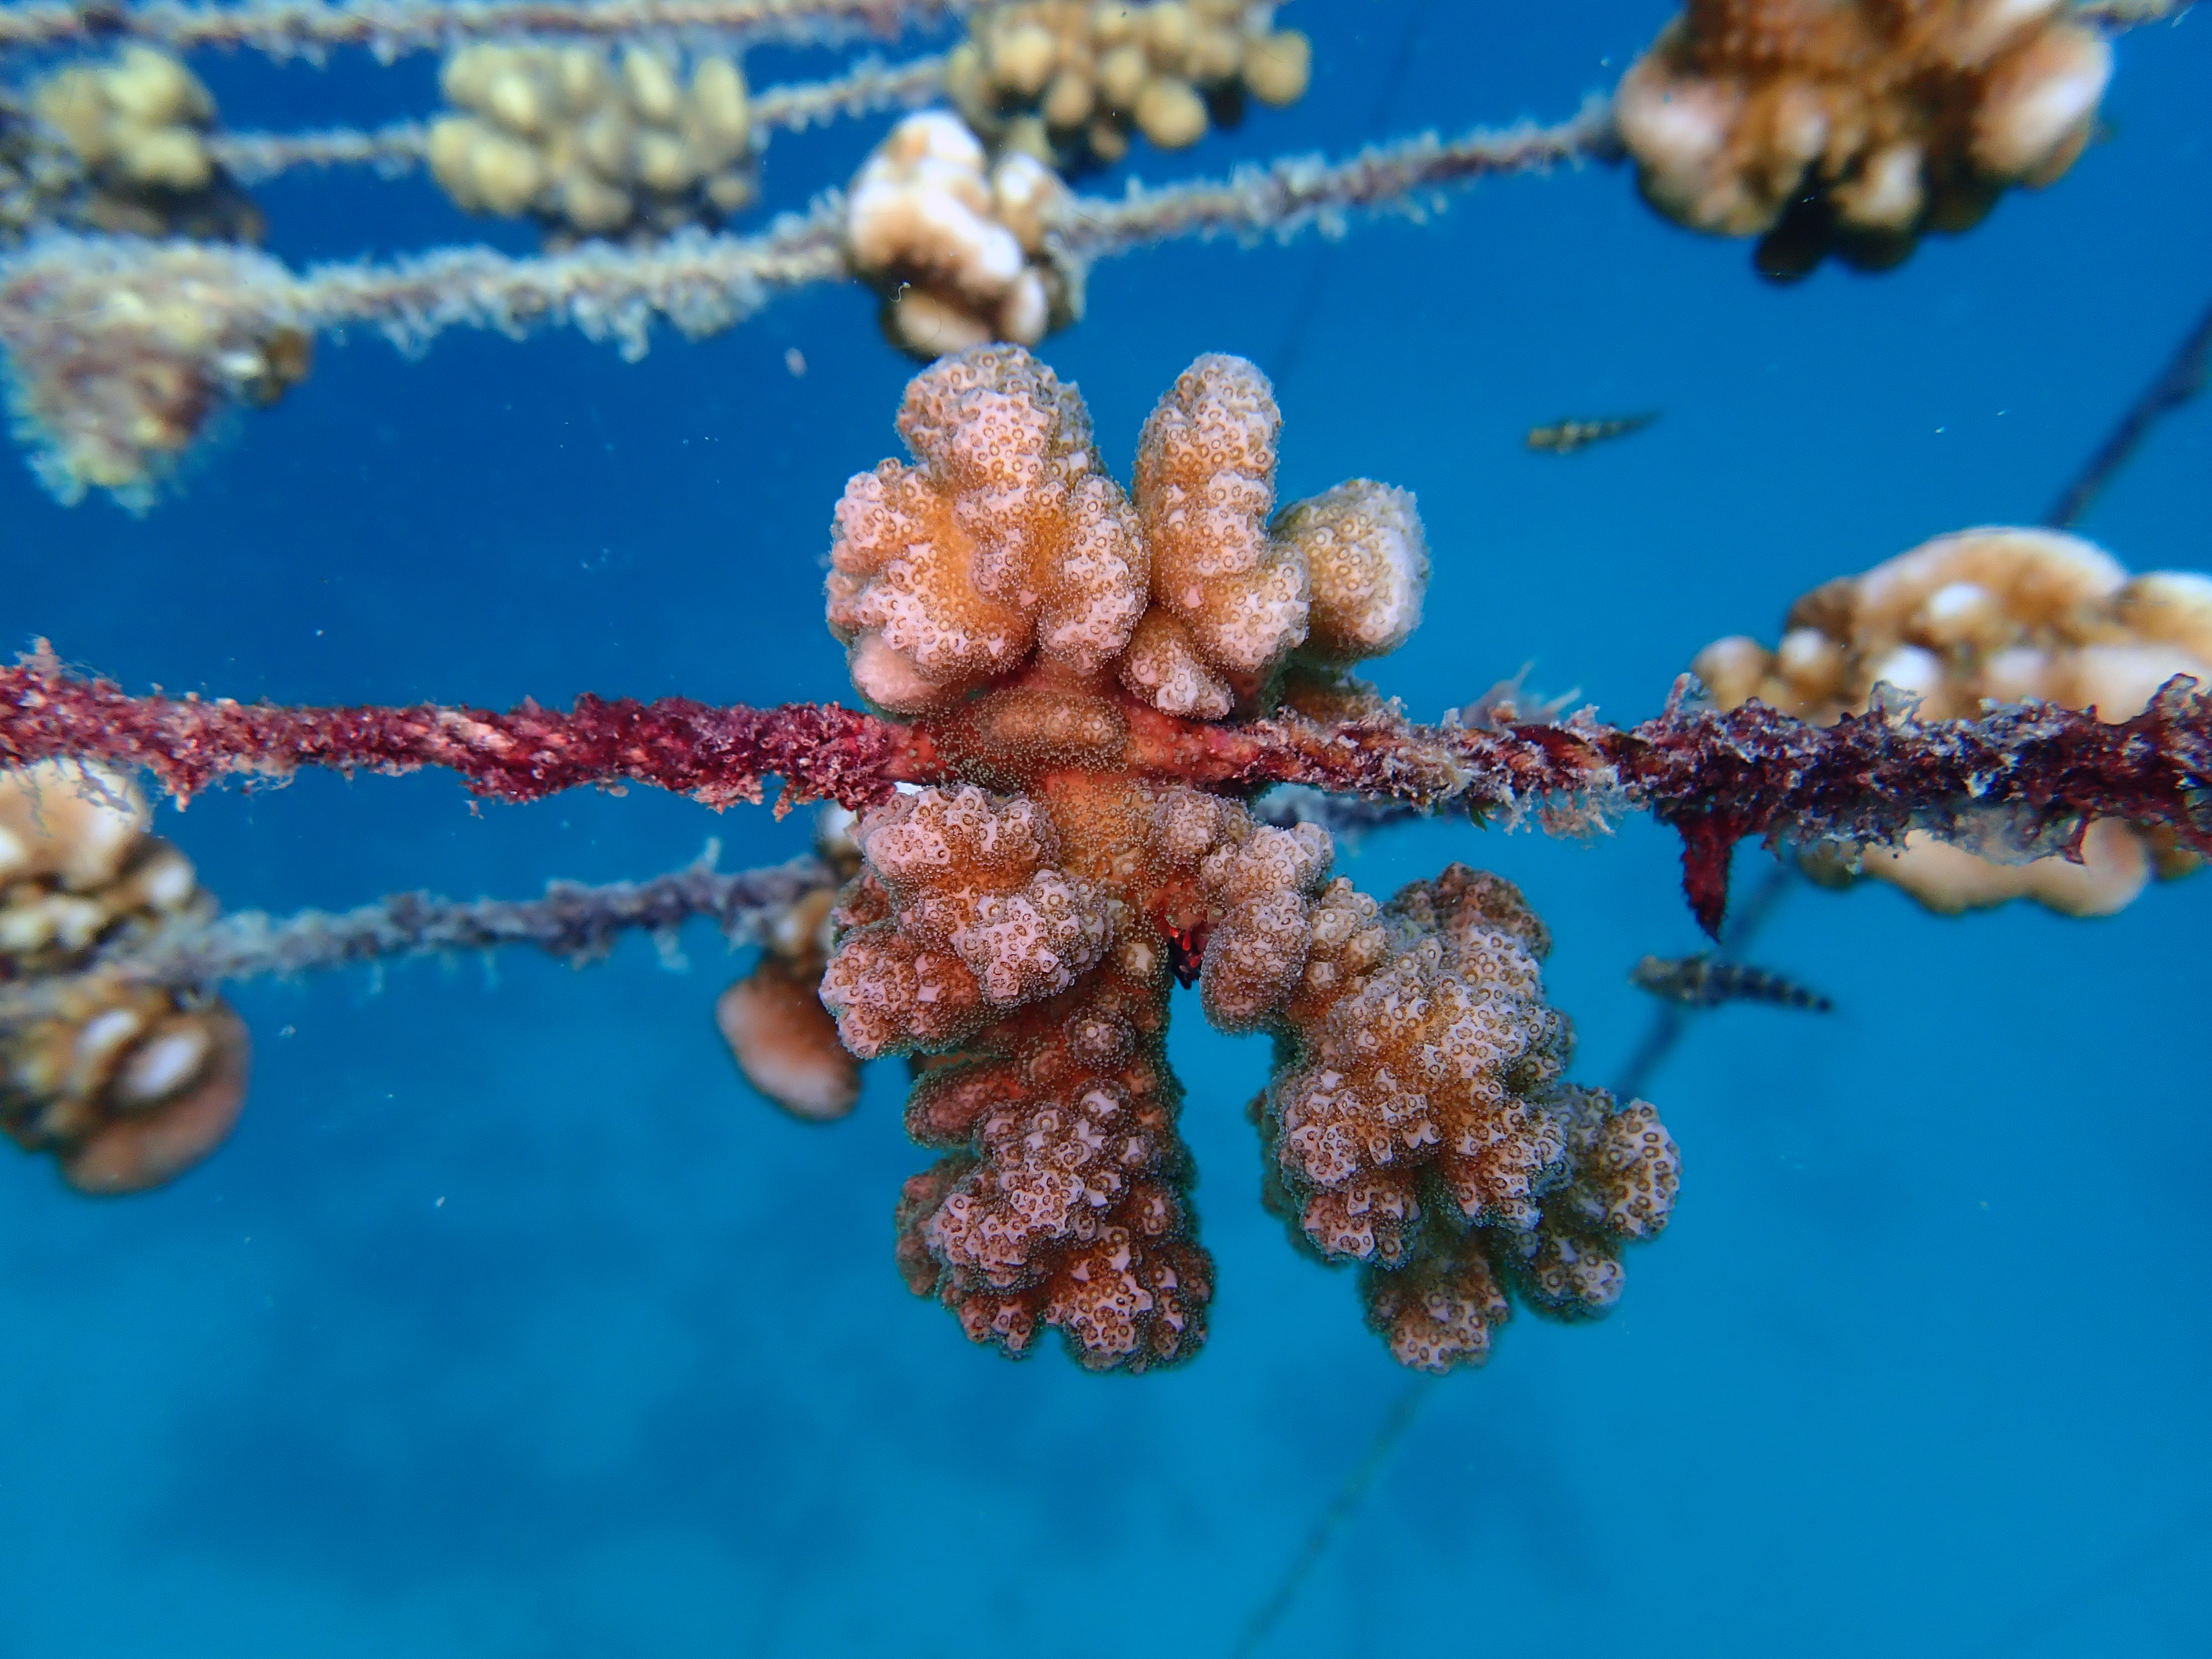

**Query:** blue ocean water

left=4, top=3, right=2210, bottom=1652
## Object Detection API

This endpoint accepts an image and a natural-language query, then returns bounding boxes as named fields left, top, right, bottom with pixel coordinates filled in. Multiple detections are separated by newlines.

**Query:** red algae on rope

left=6, top=648, right=2205, bottom=937
left=0, top=644, right=910, bottom=813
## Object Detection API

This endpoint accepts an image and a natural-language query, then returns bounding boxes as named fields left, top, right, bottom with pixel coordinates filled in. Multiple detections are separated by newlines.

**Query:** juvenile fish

left=1526, top=413, right=1658, bottom=455
left=1630, top=953, right=1832, bottom=1013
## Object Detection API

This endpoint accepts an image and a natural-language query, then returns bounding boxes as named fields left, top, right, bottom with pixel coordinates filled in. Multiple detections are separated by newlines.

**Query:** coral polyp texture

left=429, top=43, right=757, bottom=242
left=1694, top=526, right=2212, bottom=914
left=810, top=343, right=1670, bottom=1371
left=1615, top=0, right=2113, bottom=279
left=842, top=110, right=1080, bottom=358
left=0, top=761, right=249, bottom=1194
left=1249, top=864, right=1679, bottom=1371
left=946, top=0, right=1312, bottom=173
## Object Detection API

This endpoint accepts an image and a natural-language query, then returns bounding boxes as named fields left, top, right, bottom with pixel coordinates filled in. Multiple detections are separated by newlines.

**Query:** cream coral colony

left=813, top=345, right=1679, bottom=1375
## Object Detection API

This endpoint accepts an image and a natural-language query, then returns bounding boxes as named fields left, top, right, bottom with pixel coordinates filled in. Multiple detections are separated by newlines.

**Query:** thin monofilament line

left=2046, top=294, right=2212, bottom=530
left=207, top=52, right=950, bottom=182
left=0, top=0, right=966, bottom=57
left=1230, top=1373, right=1439, bottom=1659
left=1231, top=855, right=1797, bottom=1656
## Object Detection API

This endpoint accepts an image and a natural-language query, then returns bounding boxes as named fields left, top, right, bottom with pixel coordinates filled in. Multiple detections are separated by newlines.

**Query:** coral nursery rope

left=207, top=53, right=953, bottom=182
left=0, top=0, right=963, bottom=56
left=4, top=654, right=2205, bottom=935
left=115, top=852, right=831, bottom=984
left=0, top=851, right=836, bottom=1025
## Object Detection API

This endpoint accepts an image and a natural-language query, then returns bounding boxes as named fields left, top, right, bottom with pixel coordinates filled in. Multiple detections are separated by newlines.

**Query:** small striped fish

left=1630, top=953, right=1833, bottom=1013
left=1525, top=413, right=1658, bottom=455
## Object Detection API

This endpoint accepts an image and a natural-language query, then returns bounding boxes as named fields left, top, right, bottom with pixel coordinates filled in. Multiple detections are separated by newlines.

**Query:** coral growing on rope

left=1694, top=526, right=2212, bottom=914
left=0, top=347, right=2207, bottom=1377
left=945, top=0, right=1312, bottom=172
left=0, top=0, right=2189, bottom=505
left=1615, top=0, right=2114, bottom=278
left=0, top=237, right=311, bottom=505
left=26, top=46, right=264, bottom=242
left=428, top=43, right=758, bottom=242
left=842, top=109, right=1079, bottom=357
left=0, top=761, right=248, bottom=1193
left=804, top=345, right=1672, bottom=1372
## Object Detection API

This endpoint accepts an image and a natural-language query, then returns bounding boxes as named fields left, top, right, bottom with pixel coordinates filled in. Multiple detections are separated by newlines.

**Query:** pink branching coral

left=1249, top=865, right=1679, bottom=1373
left=1615, top=0, right=2114, bottom=278
left=1361, top=1085, right=1678, bottom=1370
left=3, top=348, right=2210, bottom=1370
left=804, top=344, right=1668, bottom=1372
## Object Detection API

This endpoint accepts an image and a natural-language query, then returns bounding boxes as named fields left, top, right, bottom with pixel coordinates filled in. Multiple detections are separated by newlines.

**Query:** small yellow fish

left=1525, top=413, right=1658, bottom=455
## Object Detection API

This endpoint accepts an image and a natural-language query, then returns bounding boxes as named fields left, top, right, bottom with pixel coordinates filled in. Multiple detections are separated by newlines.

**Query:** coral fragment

left=1616, top=0, right=2112, bottom=276
left=0, top=761, right=248, bottom=1193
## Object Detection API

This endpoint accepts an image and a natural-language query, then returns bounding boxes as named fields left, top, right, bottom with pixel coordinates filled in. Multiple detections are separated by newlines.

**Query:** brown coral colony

left=1615, top=0, right=2114, bottom=279
left=814, top=346, right=1677, bottom=1373
left=0, top=762, right=249, bottom=1194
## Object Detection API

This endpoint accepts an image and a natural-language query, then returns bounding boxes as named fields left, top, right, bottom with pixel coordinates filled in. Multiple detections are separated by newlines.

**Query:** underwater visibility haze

left=1, top=0, right=2209, bottom=1653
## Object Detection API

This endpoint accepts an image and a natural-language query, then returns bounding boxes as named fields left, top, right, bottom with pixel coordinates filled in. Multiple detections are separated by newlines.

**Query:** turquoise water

left=4, top=3, right=2210, bottom=1652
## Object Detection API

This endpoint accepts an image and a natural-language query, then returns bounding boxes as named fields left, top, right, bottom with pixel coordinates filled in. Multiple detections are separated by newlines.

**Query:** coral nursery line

left=95, top=852, right=826, bottom=988
left=4, top=653, right=2206, bottom=936
left=4, top=109, right=1607, bottom=346
left=0, top=0, right=965, bottom=56
left=0, top=0, right=2184, bottom=58
left=208, top=52, right=953, bottom=181
left=7, top=0, right=2195, bottom=505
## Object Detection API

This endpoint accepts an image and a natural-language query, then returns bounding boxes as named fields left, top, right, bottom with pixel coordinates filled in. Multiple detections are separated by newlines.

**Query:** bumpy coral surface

left=824, top=345, right=1425, bottom=720
left=0, top=761, right=250, bottom=1193
left=1615, top=0, right=2112, bottom=279
left=842, top=111, right=1080, bottom=359
left=429, top=43, right=755, bottom=242
left=1256, top=865, right=1573, bottom=1267
left=1694, top=526, right=2212, bottom=913
left=28, top=46, right=263, bottom=242
left=816, top=345, right=1673, bottom=1371
left=1359, top=1083, right=1678, bottom=1371
left=947, top=0, right=1312, bottom=173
